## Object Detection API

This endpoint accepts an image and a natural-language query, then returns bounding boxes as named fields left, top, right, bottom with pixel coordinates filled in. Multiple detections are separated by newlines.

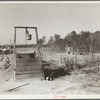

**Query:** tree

left=54, top=34, right=61, bottom=45
left=54, top=34, right=64, bottom=51
left=42, top=36, right=46, bottom=45
left=78, top=31, right=91, bottom=53
left=47, top=36, right=54, bottom=47
left=37, top=36, right=46, bottom=48
left=37, top=39, right=44, bottom=48
left=66, top=31, right=78, bottom=53
left=93, top=31, right=100, bottom=52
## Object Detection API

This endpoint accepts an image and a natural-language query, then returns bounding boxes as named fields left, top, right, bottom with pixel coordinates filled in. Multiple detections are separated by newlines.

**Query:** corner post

left=13, top=27, right=16, bottom=81
left=35, top=28, right=41, bottom=56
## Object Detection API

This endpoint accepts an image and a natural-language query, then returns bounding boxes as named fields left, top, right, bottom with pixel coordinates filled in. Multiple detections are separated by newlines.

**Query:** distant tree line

left=38, top=31, right=100, bottom=53
left=1, top=30, right=100, bottom=53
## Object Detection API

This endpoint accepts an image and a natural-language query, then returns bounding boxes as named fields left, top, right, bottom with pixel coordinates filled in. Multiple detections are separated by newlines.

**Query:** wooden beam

left=14, top=27, right=16, bottom=55
left=7, top=83, right=29, bottom=92
left=35, top=28, right=41, bottom=56
left=14, top=26, right=37, bottom=29
left=13, top=27, right=16, bottom=81
left=91, top=33, right=93, bottom=63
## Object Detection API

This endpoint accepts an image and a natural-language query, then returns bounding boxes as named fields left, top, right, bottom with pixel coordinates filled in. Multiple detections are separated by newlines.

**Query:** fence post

left=64, top=55, right=67, bottom=71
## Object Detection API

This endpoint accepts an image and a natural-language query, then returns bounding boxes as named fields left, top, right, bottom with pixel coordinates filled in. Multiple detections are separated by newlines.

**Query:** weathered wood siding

left=15, top=56, right=44, bottom=80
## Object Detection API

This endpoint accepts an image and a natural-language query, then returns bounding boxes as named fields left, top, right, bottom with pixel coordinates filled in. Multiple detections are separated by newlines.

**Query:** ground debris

left=0, top=55, right=13, bottom=69
left=5, top=83, right=29, bottom=92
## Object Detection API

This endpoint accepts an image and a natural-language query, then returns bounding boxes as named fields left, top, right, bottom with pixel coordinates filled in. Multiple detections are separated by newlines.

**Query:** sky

left=0, top=2, right=100, bottom=44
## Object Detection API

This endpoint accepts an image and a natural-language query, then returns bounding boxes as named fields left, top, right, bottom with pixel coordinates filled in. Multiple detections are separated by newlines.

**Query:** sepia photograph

left=0, top=1, right=100, bottom=99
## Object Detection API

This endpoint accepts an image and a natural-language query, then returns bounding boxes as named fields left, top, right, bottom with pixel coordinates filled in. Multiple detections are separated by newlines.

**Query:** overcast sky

left=0, top=2, right=100, bottom=44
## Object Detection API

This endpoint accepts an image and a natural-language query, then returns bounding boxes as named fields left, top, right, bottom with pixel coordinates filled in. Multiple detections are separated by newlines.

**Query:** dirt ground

left=0, top=53, right=100, bottom=96
left=0, top=69, right=100, bottom=95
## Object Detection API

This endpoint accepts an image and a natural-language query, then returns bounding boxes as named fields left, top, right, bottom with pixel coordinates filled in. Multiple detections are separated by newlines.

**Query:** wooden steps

left=15, top=57, right=44, bottom=80
left=16, top=73, right=43, bottom=80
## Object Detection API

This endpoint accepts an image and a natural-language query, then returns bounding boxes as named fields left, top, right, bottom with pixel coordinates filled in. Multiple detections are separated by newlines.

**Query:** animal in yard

left=42, top=65, right=68, bottom=81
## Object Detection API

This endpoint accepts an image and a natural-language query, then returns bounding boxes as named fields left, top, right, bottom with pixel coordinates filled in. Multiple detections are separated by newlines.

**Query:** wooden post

left=64, top=55, right=67, bottom=71
left=14, top=27, right=16, bottom=55
left=35, top=28, right=38, bottom=46
left=75, top=45, right=78, bottom=70
left=35, top=28, right=41, bottom=57
left=60, top=55, right=63, bottom=65
left=25, top=28, right=27, bottom=45
left=75, top=46, right=78, bottom=64
left=13, top=27, right=16, bottom=81
left=75, top=53, right=77, bottom=65
left=91, top=33, right=93, bottom=63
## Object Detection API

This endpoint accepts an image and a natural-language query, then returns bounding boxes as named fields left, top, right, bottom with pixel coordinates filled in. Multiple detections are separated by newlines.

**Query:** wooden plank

left=15, top=70, right=44, bottom=80
left=16, top=67, right=42, bottom=71
left=16, top=73, right=44, bottom=80
left=16, top=70, right=43, bottom=75
left=17, top=51, right=35, bottom=54
left=16, top=69, right=42, bottom=73
left=16, top=61, right=42, bottom=71
left=14, top=26, right=37, bottom=29
left=16, top=64, right=41, bottom=68
left=16, top=67, right=43, bottom=72
left=7, top=83, right=29, bottom=92
left=16, top=58, right=41, bottom=62
left=16, top=57, right=41, bottom=60
left=16, top=66, right=42, bottom=70
left=16, top=61, right=41, bottom=64
left=16, top=65, right=42, bottom=69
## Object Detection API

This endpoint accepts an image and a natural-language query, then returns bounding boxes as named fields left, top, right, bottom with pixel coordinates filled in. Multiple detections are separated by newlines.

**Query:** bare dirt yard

left=0, top=52, right=100, bottom=96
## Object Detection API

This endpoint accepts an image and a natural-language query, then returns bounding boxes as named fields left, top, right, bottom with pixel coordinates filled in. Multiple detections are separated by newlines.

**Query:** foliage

left=37, top=36, right=46, bottom=48
left=47, top=36, right=54, bottom=47
left=46, top=30, right=100, bottom=53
